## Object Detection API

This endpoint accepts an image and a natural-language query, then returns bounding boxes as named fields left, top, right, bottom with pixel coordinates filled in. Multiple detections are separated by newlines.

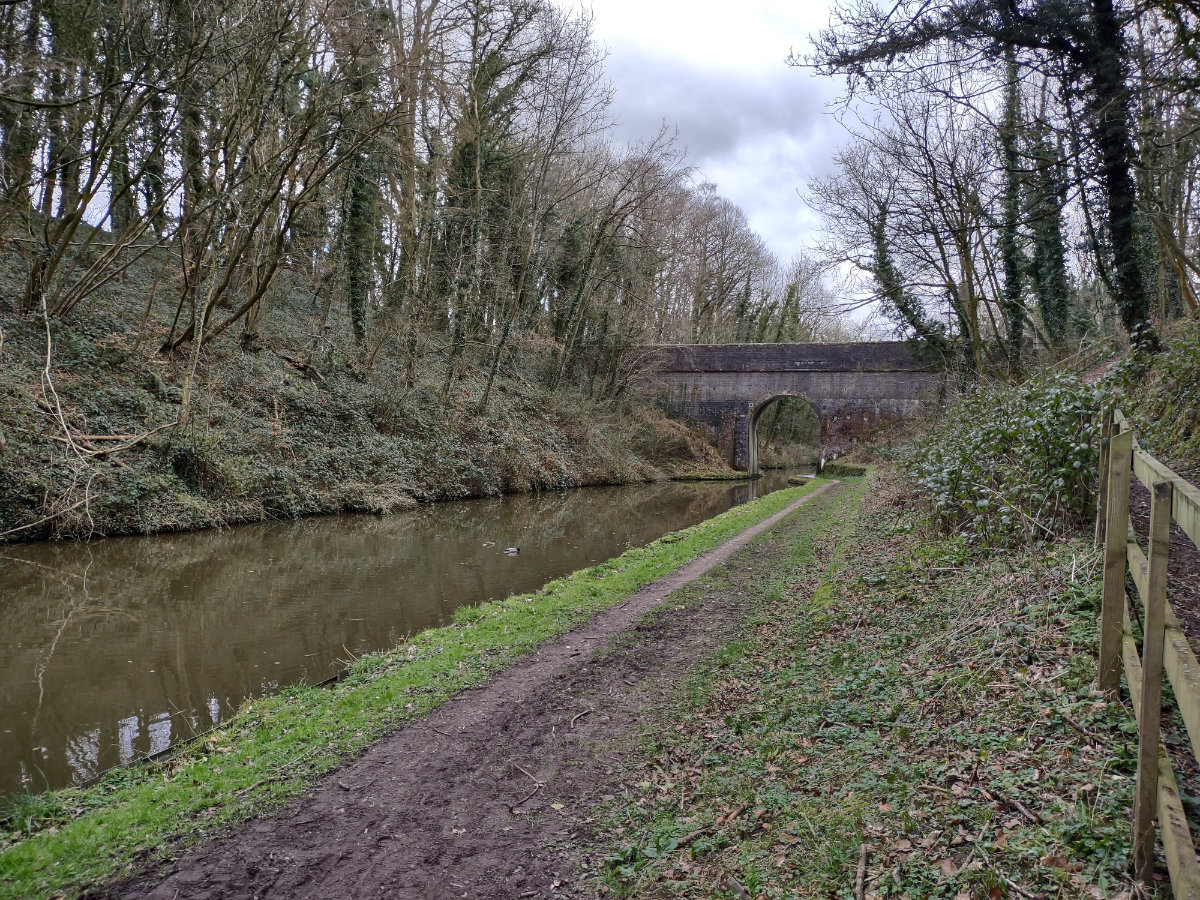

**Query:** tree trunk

left=998, top=49, right=1025, bottom=375
left=343, top=157, right=376, bottom=346
left=1090, top=0, right=1152, bottom=338
left=5, top=0, right=43, bottom=211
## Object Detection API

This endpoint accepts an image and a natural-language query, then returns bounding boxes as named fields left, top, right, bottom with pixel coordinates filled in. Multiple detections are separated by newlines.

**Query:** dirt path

left=93, top=482, right=844, bottom=900
left=1129, top=476, right=1200, bottom=648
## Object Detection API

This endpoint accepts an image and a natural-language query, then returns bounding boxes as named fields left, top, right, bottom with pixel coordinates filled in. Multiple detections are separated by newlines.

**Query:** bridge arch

left=641, top=342, right=941, bottom=475
left=747, top=392, right=819, bottom=477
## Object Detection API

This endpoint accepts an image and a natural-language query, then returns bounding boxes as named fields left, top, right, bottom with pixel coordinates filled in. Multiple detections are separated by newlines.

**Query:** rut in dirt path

left=97, top=482, right=844, bottom=900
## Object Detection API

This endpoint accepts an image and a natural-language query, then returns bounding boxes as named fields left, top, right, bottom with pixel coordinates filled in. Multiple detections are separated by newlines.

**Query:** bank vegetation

left=807, top=0, right=1200, bottom=375
left=0, top=0, right=848, bottom=542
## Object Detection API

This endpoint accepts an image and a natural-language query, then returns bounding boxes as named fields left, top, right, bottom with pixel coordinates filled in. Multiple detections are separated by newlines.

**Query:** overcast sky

left=583, top=1, right=845, bottom=265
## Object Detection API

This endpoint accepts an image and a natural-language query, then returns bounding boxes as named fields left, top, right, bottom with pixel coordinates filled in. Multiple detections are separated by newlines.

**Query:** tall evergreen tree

left=1025, top=126, right=1072, bottom=347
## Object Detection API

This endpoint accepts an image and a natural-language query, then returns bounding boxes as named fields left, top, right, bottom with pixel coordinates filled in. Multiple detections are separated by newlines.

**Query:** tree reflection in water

left=0, top=471, right=803, bottom=795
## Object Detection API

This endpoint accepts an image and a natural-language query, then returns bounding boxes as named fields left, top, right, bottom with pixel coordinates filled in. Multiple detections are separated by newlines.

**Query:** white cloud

left=602, top=50, right=832, bottom=161
left=582, top=1, right=849, bottom=261
left=702, top=131, right=835, bottom=261
left=585, top=0, right=832, bottom=73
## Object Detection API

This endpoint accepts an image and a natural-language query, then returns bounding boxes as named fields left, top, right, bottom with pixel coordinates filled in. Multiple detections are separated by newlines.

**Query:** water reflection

left=0, top=471, right=799, bottom=795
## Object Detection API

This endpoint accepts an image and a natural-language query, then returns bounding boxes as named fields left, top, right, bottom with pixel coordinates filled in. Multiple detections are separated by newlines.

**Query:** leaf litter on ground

left=590, top=468, right=1141, bottom=900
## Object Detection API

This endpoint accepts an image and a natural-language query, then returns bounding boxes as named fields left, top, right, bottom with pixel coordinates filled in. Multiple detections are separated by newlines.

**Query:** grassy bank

left=0, top=479, right=828, bottom=900
left=1112, top=316, right=1200, bottom=482
left=0, top=282, right=731, bottom=544
left=590, top=468, right=1137, bottom=899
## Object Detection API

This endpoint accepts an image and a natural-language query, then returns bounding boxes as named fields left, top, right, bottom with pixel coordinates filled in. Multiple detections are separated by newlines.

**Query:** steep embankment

left=1114, top=317, right=1200, bottom=482
left=0, top=287, right=728, bottom=543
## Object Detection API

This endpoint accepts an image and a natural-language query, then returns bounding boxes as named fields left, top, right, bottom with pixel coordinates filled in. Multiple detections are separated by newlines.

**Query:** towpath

left=97, top=483, right=846, bottom=899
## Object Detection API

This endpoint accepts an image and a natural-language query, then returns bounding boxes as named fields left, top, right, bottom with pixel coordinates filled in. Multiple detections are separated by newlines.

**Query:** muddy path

left=93, top=482, right=844, bottom=900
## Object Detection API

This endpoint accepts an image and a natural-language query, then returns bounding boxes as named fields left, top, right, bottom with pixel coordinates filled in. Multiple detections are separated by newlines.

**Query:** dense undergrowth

left=0, top=257, right=729, bottom=543
left=904, top=373, right=1100, bottom=545
left=590, top=471, right=1137, bottom=899
left=1111, top=317, right=1200, bottom=479
left=899, top=321, right=1200, bottom=548
left=0, top=481, right=826, bottom=900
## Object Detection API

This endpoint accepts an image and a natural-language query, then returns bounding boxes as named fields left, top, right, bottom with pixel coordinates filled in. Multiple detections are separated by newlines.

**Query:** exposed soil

left=1127, top=456, right=1200, bottom=845
left=1128, top=473, right=1200, bottom=648
left=89, top=483, right=844, bottom=900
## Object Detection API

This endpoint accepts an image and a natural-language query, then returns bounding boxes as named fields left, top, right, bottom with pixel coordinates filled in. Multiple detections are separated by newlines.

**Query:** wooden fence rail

left=1097, top=409, right=1200, bottom=896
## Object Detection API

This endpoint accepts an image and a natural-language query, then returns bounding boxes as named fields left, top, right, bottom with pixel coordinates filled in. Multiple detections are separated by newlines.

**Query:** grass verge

left=0, top=478, right=829, bottom=900
left=590, top=468, right=1138, bottom=899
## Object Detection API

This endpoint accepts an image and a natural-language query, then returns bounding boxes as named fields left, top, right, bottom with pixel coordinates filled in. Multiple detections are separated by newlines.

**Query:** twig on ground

left=1003, top=875, right=1038, bottom=899
left=508, top=762, right=544, bottom=814
left=725, top=876, right=751, bottom=899
left=569, top=708, right=593, bottom=728
left=675, top=825, right=708, bottom=849
left=1057, top=711, right=1103, bottom=740
left=513, top=763, right=540, bottom=785
left=855, top=843, right=869, bottom=900
left=0, top=490, right=92, bottom=540
left=273, top=348, right=328, bottom=386
left=721, top=803, right=750, bottom=824
left=234, top=746, right=319, bottom=797
left=985, top=789, right=1044, bottom=824
left=509, top=782, right=541, bottom=814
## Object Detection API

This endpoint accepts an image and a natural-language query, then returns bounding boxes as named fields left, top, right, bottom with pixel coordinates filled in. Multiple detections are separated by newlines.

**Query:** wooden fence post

left=1095, top=410, right=1114, bottom=548
left=1098, top=429, right=1132, bottom=695
left=1134, top=479, right=1175, bottom=882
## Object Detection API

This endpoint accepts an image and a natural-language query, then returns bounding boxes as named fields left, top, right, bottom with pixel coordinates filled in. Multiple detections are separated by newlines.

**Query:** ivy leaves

left=907, top=374, right=1099, bottom=545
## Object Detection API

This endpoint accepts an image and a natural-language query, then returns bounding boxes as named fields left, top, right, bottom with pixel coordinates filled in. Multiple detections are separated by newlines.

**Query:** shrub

left=1118, top=318, right=1200, bottom=474
left=905, top=373, right=1099, bottom=544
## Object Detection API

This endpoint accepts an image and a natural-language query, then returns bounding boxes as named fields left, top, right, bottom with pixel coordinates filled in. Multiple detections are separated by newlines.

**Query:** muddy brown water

left=0, top=471, right=805, bottom=797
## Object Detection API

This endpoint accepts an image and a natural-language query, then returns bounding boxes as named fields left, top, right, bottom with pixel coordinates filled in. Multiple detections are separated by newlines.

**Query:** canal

left=0, top=471, right=804, bottom=796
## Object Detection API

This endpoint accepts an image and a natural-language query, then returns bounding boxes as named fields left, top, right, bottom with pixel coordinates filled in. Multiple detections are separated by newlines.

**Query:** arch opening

left=747, top=394, right=821, bottom=477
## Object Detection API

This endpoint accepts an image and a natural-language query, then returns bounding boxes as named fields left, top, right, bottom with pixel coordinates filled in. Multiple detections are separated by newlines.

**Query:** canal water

left=0, top=471, right=805, bottom=796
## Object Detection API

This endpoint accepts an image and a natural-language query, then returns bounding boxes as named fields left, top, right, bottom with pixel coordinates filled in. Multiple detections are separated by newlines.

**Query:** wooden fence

left=1096, top=409, right=1200, bottom=894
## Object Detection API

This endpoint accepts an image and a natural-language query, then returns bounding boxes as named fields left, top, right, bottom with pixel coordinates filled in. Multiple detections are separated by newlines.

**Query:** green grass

left=590, top=470, right=1138, bottom=899
left=819, top=462, right=868, bottom=478
left=0, top=478, right=829, bottom=900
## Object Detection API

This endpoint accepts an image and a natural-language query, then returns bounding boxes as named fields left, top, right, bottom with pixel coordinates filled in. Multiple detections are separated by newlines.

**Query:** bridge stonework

left=642, top=342, right=942, bottom=474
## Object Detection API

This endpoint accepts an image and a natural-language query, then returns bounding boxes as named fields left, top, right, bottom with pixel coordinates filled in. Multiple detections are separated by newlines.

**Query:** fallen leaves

left=591, top=470, right=1138, bottom=899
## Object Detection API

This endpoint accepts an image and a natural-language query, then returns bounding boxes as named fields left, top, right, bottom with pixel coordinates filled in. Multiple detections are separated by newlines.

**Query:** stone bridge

left=641, top=342, right=942, bottom=474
